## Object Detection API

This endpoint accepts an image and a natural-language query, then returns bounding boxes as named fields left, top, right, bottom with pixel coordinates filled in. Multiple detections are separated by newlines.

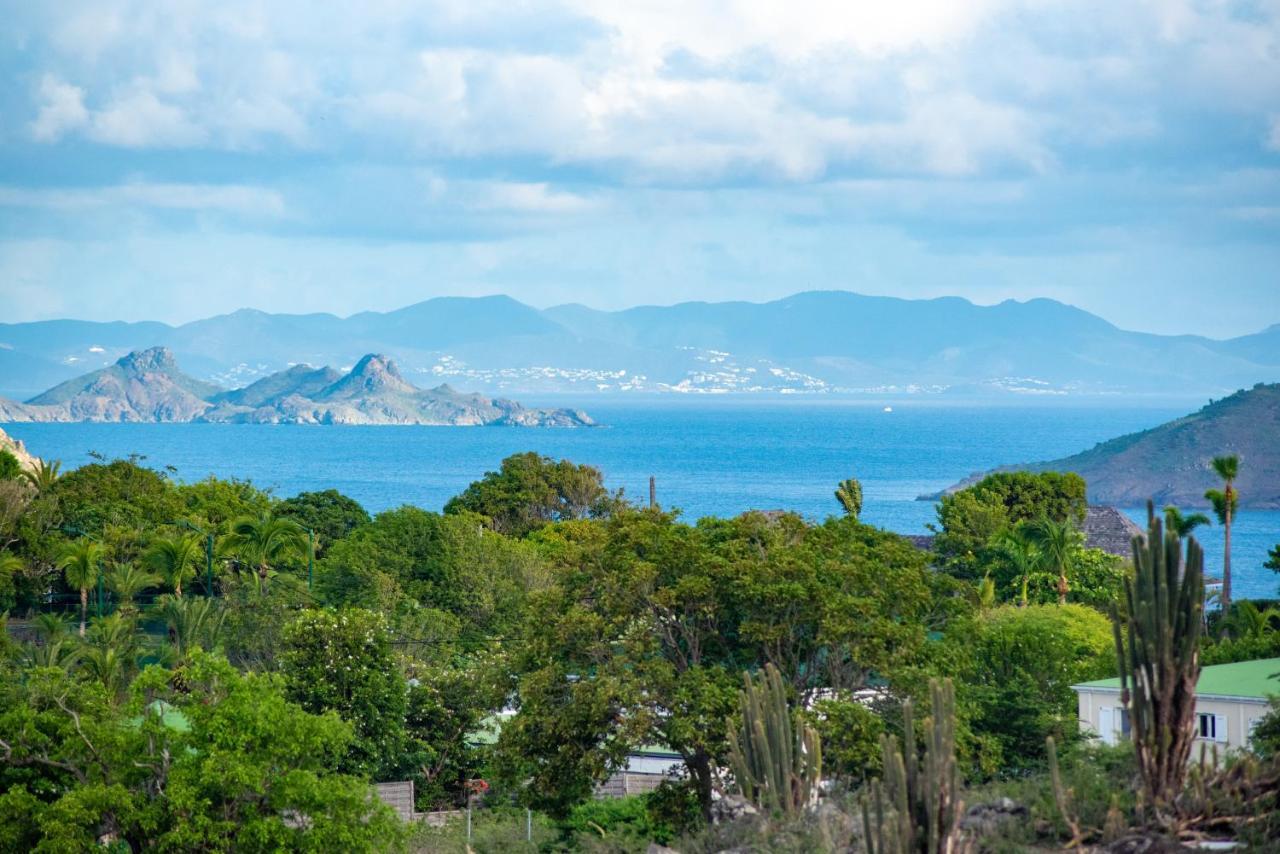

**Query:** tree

left=1024, top=516, right=1084, bottom=606
left=105, top=564, right=160, bottom=616
left=156, top=594, right=226, bottom=658
left=1205, top=454, right=1239, bottom=625
left=277, top=489, right=370, bottom=556
left=1267, top=544, right=1280, bottom=574
left=222, top=512, right=308, bottom=590
left=142, top=533, right=202, bottom=598
left=932, top=471, right=1087, bottom=580
left=835, top=477, right=863, bottom=518
left=0, top=450, right=21, bottom=481
left=57, top=539, right=105, bottom=636
left=501, top=510, right=935, bottom=820
left=957, top=604, right=1114, bottom=766
left=444, top=452, right=624, bottom=537
left=993, top=528, right=1041, bottom=606
left=1163, top=505, right=1211, bottom=538
left=0, top=551, right=21, bottom=614
left=280, top=608, right=409, bottom=780
left=21, top=459, right=62, bottom=495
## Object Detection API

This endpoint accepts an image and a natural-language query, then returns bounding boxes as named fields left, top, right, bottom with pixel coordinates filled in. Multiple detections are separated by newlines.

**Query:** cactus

left=861, top=678, right=962, bottom=854
left=726, top=663, right=822, bottom=816
left=1113, top=501, right=1204, bottom=816
left=835, top=477, right=863, bottom=518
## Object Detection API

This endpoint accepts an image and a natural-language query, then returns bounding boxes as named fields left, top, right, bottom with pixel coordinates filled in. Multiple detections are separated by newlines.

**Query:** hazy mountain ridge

left=928, top=383, right=1280, bottom=508
left=0, top=348, right=593, bottom=427
left=1, top=291, right=1275, bottom=398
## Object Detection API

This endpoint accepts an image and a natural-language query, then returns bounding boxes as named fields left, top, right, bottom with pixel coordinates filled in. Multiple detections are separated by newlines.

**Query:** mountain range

left=0, top=348, right=593, bottom=427
left=0, top=291, right=1276, bottom=399
left=928, top=382, right=1280, bottom=508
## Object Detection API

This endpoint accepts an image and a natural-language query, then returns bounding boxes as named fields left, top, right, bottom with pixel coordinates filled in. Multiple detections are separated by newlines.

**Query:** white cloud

left=0, top=182, right=287, bottom=218
left=30, top=75, right=88, bottom=141
left=89, top=89, right=206, bottom=147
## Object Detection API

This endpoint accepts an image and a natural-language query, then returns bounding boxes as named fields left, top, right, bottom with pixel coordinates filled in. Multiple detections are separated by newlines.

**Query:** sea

left=5, top=399, right=1277, bottom=600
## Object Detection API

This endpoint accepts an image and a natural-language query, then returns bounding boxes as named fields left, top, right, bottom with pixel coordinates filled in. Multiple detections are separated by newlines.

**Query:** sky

left=0, top=1, right=1278, bottom=338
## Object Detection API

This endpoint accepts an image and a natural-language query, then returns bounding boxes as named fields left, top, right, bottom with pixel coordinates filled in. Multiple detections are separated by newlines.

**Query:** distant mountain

left=0, top=291, right=1275, bottom=397
left=0, top=348, right=594, bottom=427
left=929, top=383, right=1280, bottom=508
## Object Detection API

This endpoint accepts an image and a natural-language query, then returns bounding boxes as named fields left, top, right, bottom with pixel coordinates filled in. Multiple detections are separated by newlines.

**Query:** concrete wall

left=1075, top=688, right=1269, bottom=753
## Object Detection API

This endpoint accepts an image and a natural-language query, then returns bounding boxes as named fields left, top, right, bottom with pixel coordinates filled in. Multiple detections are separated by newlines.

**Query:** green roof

left=1074, top=657, right=1280, bottom=700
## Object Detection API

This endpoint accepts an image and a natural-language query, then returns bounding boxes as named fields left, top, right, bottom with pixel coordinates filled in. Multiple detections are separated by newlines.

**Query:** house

left=1071, top=658, right=1280, bottom=753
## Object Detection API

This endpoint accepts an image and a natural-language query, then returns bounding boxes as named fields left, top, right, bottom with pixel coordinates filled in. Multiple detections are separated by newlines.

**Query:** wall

left=1075, top=688, right=1269, bottom=754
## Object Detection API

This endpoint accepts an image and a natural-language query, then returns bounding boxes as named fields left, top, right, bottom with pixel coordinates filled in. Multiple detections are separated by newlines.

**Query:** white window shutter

left=1099, top=707, right=1114, bottom=745
left=1215, top=714, right=1227, bottom=744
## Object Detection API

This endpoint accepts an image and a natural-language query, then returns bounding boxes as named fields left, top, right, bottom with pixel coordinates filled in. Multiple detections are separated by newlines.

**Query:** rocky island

left=925, top=382, right=1280, bottom=508
left=0, top=347, right=594, bottom=427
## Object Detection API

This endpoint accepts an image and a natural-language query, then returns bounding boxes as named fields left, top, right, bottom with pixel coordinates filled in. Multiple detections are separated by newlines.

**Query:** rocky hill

left=929, top=383, right=1280, bottom=508
left=0, top=426, right=38, bottom=471
left=0, top=348, right=594, bottom=427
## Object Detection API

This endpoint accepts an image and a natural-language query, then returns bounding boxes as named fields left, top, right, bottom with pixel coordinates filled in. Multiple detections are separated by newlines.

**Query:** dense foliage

left=0, top=451, right=1274, bottom=851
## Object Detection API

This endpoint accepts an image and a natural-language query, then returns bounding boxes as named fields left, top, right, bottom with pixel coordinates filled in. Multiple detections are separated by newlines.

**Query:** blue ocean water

left=5, top=400, right=1277, bottom=599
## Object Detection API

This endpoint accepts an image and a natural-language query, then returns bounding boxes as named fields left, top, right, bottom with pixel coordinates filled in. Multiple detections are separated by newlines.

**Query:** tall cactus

left=1113, top=501, right=1204, bottom=814
left=726, top=663, right=822, bottom=815
left=862, top=678, right=962, bottom=854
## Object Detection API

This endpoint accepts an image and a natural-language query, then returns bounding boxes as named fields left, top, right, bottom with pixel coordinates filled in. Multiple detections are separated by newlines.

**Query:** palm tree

left=1025, top=516, right=1083, bottom=606
left=143, top=533, right=201, bottom=598
left=1163, top=505, right=1211, bottom=538
left=834, top=477, right=863, bottom=518
left=0, top=550, right=21, bottom=600
left=1205, top=454, right=1240, bottom=625
left=57, top=540, right=106, bottom=636
left=106, top=564, right=160, bottom=615
left=995, top=528, right=1041, bottom=607
left=21, top=458, right=62, bottom=494
left=157, top=594, right=226, bottom=656
left=1226, top=600, right=1279, bottom=641
left=222, top=512, right=307, bottom=593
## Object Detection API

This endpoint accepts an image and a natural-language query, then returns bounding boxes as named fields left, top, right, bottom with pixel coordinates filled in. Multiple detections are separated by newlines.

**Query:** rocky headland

left=0, top=348, right=594, bottom=428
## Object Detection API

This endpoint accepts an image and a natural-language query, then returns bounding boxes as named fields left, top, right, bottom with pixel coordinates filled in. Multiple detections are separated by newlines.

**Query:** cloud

left=30, top=75, right=88, bottom=141
left=0, top=182, right=287, bottom=218
left=1269, top=116, right=1280, bottom=152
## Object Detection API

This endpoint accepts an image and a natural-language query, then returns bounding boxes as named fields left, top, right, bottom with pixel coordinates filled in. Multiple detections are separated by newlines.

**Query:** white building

left=1072, top=657, right=1279, bottom=753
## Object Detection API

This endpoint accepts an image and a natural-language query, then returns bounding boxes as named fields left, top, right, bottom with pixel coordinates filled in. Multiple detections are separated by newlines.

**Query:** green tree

left=993, top=528, right=1042, bottom=607
left=0, top=551, right=20, bottom=614
left=932, top=471, right=1087, bottom=580
left=280, top=608, right=409, bottom=780
left=1163, top=505, right=1211, bottom=537
left=956, top=604, right=1114, bottom=767
left=1205, top=454, right=1240, bottom=623
left=835, top=477, right=863, bottom=518
left=277, top=489, right=371, bottom=556
left=156, top=594, right=226, bottom=658
left=57, top=539, right=106, bottom=636
left=0, top=450, right=21, bottom=481
left=105, top=564, right=160, bottom=615
left=21, top=459, right=62, bottom=494
left=1024, top=516, right=1084, bottom=605
left=502, top=510, right=935, bottom=820
left=444, top=452, right=624, bottom=537
left=223, top=512, right=308, bottom=591
left=142, top=532, right=202, bottom=598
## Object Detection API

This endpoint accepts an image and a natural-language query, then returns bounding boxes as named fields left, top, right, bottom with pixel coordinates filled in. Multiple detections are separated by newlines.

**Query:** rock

left=960, top=797, right=1028, bottom=836
left=0, top=426, right=39, bottom=471
left=646, top=844, right=681, bottom=854
left=709, top=793, right=758, bottom=824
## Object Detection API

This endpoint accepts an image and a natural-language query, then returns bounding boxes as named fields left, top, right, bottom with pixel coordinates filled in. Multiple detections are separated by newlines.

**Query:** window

left=1118, top=708, right=1131, bottom=737
left=1197, top=712, right=1227, bottom=743
left=1099, top=706, right=1130, bottom=745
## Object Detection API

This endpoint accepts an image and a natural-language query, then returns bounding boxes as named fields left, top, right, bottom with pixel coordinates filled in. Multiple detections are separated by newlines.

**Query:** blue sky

left=0, top=1, right=1278, bottom=337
